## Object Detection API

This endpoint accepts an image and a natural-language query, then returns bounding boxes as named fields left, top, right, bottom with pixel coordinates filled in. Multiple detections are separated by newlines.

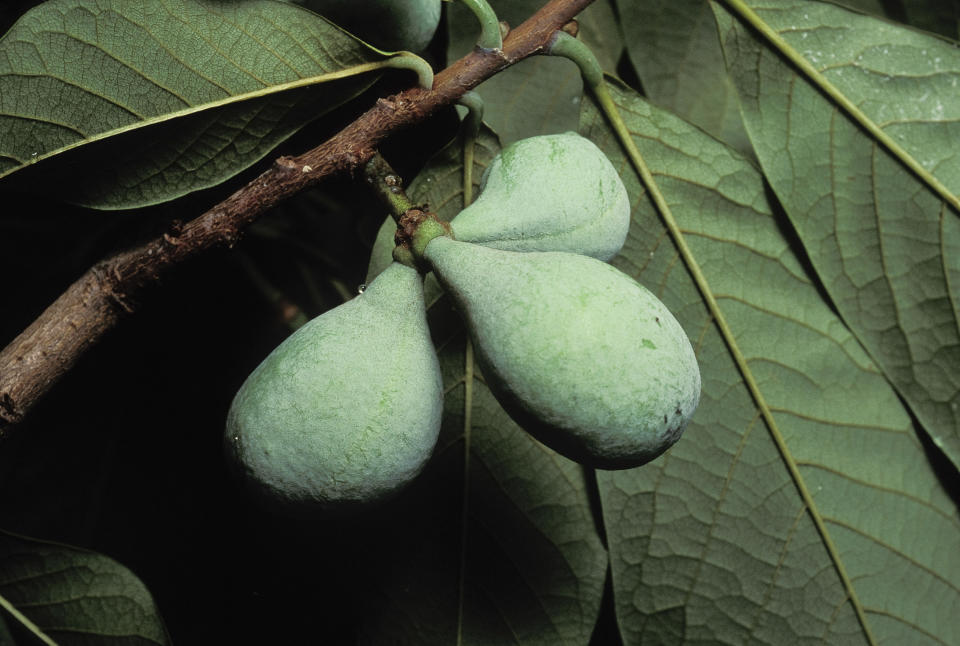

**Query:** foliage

left=1, top=0, right=958, bottom=644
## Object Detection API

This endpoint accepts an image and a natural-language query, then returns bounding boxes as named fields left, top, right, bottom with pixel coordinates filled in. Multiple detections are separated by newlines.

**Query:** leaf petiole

left=546, top=30, right=602, bottom=89
left=457, top=0, right=503, bottom=50
left=383, top=52, right=435, bottom=89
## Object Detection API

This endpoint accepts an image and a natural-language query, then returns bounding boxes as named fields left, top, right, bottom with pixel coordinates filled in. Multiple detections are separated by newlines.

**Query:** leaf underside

left=581, top=76, right=959, bottom=646
left=713, top=0, right=960, bottom=473
left=0, top=531, right=169, bottom=645
left=0, top=0, right=392, bottom=208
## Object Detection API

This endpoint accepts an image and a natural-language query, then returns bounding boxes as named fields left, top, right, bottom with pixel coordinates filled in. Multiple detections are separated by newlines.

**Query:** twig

left=0, top=0, right=595, bottom=437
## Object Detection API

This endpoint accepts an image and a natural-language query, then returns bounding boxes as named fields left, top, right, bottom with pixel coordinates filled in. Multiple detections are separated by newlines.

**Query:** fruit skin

left=366, top=132, right=631, bottom=283
left=424, top=236, right=700, bottom=469
left=300, top=0, right=441, bottom=52
left=225, top=262, right=443, bottom=512
left=449, top=132, right=631, bottom=262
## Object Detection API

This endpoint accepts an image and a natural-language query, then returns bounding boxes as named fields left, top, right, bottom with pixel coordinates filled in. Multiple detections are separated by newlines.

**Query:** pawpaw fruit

left=423, top=236, right=700, bottom=469
left=366, top=132, right=631, bottom=282
left=450, top=132, right=630, bottom=261
left=226, top=261, right=443, bottom=512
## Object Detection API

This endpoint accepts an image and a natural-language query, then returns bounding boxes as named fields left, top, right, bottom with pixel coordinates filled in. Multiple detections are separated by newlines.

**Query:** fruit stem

left=458, top=0, right=504, bottom=50
left=362, top=152, right=452, bottom=270
left=363, top=153, right=417, bottom=224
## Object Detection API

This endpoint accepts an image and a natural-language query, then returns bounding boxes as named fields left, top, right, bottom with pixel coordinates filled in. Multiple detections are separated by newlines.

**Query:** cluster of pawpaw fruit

left=226, top=132, right=701, bottom=513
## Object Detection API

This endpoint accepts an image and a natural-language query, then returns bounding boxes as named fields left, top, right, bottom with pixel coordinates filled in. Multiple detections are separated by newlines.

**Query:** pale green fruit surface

left=424, top=237, right=701, bottom=469
left=302, top=0, right=441, bottom=52
left=450, top=132, right=630, bottom=261
left=225, top=262, right=443, bottom=512
left=365, top=132, right=631, bottom=283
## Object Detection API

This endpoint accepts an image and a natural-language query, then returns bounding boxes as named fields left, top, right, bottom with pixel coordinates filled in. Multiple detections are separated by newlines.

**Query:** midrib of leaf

left=593, top=77, right=878, bottom=646
left=456, top=338, right=475, bottom=646
left=456, top=142, right=481, bottom=644
left=719, top=0, right=960, bottom=215
left=0, top=592, right=58, bottom=646
left=0, top=55, right=417, bottom=181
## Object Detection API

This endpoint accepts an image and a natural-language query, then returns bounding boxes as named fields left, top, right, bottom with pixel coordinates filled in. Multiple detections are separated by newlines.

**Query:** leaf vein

left=824, top=516, right=960, bottom=593
left=794, top=460, right=960, bottom=526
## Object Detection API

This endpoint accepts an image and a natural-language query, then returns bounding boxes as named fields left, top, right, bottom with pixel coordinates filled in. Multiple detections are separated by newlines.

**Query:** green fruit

left=450, top=132, right=630, bottom=261
left=423, top=236, right=700, bottom=469
left=226, top=262, right=443, bottom=512
left=366, top=132, right=631, bottom=282
left=302, top=0, right=441, bottom=52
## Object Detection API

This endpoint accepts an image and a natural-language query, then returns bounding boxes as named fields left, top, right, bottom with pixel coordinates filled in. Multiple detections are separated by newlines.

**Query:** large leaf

left=0, top=531, right=169, bottom=644
left=712, top=0, right=960, bottom=472
left=0, top=0, right=409, bottom=209
left=614, top=0, right=751, bottom=156
left=446, top=0, right=582, bottom=145
left=580, top=77, right=959, bottom=645
left=358, top=124, right=609, bottom=646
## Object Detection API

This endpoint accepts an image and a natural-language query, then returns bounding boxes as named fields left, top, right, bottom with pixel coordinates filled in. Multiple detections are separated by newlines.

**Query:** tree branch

left=0, top=0, right=595, bottom=437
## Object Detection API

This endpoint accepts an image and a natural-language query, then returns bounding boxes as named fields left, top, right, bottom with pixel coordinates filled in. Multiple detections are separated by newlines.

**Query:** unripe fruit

left=366, top=132, right=631, bottom=281
left=423, top=237, right=700, bottom=469
left=301, top=0, right=441, bottom=52
left=450, top=132, right=631, bottom=261
left=226, top=262, right=443, bottom=512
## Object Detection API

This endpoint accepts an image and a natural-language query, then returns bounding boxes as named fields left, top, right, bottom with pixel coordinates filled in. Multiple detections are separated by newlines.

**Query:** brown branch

left=0, top=0, right=595, bottom=437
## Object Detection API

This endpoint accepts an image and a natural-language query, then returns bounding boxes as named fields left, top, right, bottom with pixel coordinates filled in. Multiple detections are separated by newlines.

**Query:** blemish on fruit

left=642, top=339, right=656, bottom=350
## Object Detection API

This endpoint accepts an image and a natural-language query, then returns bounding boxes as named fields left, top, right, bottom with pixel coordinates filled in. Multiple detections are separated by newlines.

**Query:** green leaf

left=359, top=124, right=609, bottom=646
left=0, top=531, right=169, bottom=645
left=446, top=0, right=582, bottom=145
left=614, top=0, right=751, bottom=156
left=580, top=77, right=960, bottom=646
left=0, top=0, right=408, bottom=209
left=713, top=0, right=960, bottom=472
